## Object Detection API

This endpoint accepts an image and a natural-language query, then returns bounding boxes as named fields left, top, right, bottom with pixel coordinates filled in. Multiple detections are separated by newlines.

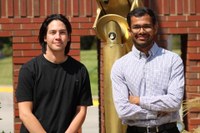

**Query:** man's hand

left=129, top=95, right=140, bottom=105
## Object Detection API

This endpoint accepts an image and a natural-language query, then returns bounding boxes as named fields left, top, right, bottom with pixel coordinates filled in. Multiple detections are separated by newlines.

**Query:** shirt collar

left=132, top=42, right=159, bottom=59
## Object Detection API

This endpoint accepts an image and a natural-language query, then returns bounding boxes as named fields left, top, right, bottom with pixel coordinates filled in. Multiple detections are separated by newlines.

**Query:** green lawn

left=80, top=50, right=98, bottom=96
left=0, top=56, right=13, bottom=85
left=0, top=51, right=99, bottom=96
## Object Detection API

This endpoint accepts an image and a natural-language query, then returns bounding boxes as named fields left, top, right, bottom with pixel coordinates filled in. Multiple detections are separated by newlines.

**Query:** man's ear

left=128, top=27, right=133, bottom=37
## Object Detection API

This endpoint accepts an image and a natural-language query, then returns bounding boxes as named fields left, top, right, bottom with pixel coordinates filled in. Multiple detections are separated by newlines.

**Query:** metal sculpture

left=93, top=0, right=143, bottom=132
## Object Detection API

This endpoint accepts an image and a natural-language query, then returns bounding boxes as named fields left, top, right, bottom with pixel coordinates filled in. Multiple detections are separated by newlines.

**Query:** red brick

left=163, top=0, right=170, bottom=15
left=52, top=0, right=59, bottom=14
left=20, top=0, right=27, bottom=17
left=187, top=53, right=200, bottom=60
left=188, top=28, right=200, bottom=34
left=177, top=0, right=183, bottom=15
left=69, top=49, right=80, bottom=56
left=159, top=21, right=177, bottom=28
left=13, top=51, right=23, bottom=56
left=188, top=41, right=200, bottom=47
left=1, top=24, right=20, bottom=30
left=23, top=50, right=41, bottom=57
left=34, top=0, right=40, bottom=17
left=32, top=18, right=44, bottom=23
left=66, top=0, right=72, bottom=16
left=178, top=21, right=197, bottom=28
left=186, top=72, right=198, bottom=79
left=188, top=34, right=198, bottom=41
left=60, top=0, right=66, bottom=15
left=186, top=86, right=199, bottom=93
left=0, top=18, right=11, bottom=23
left=183, top=0, right=189, bottom=14
left=13, top=30, right=33, bottom=36
left=8, top=0, right=14, bottom=17
left=71, top=36, right=80, bottom=42
left=73, top=0, right=79, bottom=17
left=189, top=118, right=200, bottom=125
left=13, top=57, right=34, bottom=64
left=186, top=66, right=200, bottom=72
left=14, top=0, right=20, bottom=17
left=46, top=0, right=52, bottom=15
left=39, top=0, right=46, bottom=16
left=168, top=28, right=188, bottom=34
left=92, top=0, right=98, bottom=16
left=71, top=17, right=90, bottom=22
left=27, top=0, right=33, bottom=16
left=188, top=16, right=200, bottom=21
left=169, top=0, right=176, bottom=14
left=1, top=0, right=6, bottom=17
left=79, top=0, right=85, bottom=17
left=15, top=123, right=21, bottom=130
left=13, top=37, right=23, bottom=43
left=80, top=23, right=94, bottom=29
left=196, top=0, right=200, bottom=14
left=13, top=43, right=33, bottom=50
left=190, top=0, right=196, bottom=14
left=86, top=0, right=92, bottom=17
left=168, top=16, right=187, bottom=21
left=21, top=24, right=40, bottom=30
left=188, top=47, right=200, bottom=53
left=12, top=18, right=32, bottom=23
left=71, top=43, right=80, bottom=49
left=23, top=36, right=38, bottom=43
left=71, top=23, right=79, bottom=28
left=186, top=79, right=200, bottom=85
left=0, top=31, right=12, bottom=36
left=186, top=93, right=200, bottom=99
left=73, top=29, right=91, bottom=36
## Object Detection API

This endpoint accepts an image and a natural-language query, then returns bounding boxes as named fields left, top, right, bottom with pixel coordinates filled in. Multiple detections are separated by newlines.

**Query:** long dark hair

left=38, top=14, right=72, bottom=55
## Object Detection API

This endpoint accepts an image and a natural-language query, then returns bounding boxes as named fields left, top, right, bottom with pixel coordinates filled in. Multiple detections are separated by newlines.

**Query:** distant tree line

left=0, top=37, right=12, bottom=58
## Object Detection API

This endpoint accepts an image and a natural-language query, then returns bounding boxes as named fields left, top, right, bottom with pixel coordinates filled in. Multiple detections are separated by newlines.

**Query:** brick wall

left=0, top=0, right=97, bottom=132
left=0, top=0, right=200, bottom=132
left=146, top=0, right=200, bottom=131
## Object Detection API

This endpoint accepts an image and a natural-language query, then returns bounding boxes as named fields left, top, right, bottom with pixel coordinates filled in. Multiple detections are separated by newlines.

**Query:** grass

left=80, top=50, right=98, bottom=96
left=0, top=56, right=13, bottom=85
left=0, top=51, right=99, bottom=96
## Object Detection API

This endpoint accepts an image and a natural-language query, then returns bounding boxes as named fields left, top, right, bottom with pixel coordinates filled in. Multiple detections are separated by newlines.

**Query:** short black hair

left=38, top=14, right=72, bottom=55
left=127, top=7, right=157, bottom=27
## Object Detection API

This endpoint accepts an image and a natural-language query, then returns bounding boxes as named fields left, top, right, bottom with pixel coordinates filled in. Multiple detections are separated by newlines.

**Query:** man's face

left=129, top=14, right=157, bottom=49
left=44, top=20, right=69, bottom=54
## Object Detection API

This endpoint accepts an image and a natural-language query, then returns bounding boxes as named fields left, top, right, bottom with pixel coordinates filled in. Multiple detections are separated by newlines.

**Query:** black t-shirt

left=16, top=54, right=93, bottom=133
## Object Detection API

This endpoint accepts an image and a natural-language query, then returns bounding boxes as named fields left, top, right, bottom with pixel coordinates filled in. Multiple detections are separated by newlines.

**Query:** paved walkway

left=0, top=85, right=14, bottom=132
left=0, top=85, right=99, bottom=133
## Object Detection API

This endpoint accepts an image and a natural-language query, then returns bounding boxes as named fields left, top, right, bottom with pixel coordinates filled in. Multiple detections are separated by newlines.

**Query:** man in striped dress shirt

left=111, top=7, right=184, bottom=133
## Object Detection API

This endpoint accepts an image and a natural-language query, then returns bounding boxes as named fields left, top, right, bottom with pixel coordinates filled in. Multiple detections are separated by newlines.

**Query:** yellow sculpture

left=93, top=0, right=143, bottom=132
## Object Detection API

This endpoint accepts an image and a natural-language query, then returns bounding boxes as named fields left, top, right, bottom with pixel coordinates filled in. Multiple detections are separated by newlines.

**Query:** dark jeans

left=126, top=124, right=180, bottom=133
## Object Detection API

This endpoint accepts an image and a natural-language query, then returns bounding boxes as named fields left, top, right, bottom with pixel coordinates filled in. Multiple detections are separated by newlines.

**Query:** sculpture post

left=93, top=1, right=143, bottom=132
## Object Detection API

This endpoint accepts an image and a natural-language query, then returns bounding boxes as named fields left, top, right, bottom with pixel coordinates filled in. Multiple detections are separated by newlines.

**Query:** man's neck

left=43, top=52, right=68, bottom=64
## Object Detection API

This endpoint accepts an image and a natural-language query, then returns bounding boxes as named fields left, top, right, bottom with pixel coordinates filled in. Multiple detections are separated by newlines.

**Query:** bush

left=2, top=44, right=12, bottom=57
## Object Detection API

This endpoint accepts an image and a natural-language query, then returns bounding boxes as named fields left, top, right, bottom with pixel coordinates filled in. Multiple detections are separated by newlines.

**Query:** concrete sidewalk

left=82, top=105, right=99, bottom=133
left=0, top=86, right=99, bottom=133
left=0, top=86, right=14, bottom=132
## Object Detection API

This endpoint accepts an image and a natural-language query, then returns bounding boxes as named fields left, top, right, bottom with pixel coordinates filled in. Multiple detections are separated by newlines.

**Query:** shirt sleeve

left=78, top=65, right=93, bottom=106
left=16, top=64, right=34, bottom=102
left=111, top=61, right=157, bottom=120
left=140, top=55, right=185, bottom=112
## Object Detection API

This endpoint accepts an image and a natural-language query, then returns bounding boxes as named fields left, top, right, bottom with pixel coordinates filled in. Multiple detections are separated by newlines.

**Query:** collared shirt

left=111, top=43, right=184, bottom=127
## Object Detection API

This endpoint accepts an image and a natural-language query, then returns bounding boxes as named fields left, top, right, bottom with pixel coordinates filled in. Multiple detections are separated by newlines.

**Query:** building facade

left=0, top=0, right=199, bottom=132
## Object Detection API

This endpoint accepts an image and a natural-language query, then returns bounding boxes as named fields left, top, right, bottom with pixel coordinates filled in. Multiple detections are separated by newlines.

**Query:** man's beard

left=132, top=39, right=153, bottom=49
